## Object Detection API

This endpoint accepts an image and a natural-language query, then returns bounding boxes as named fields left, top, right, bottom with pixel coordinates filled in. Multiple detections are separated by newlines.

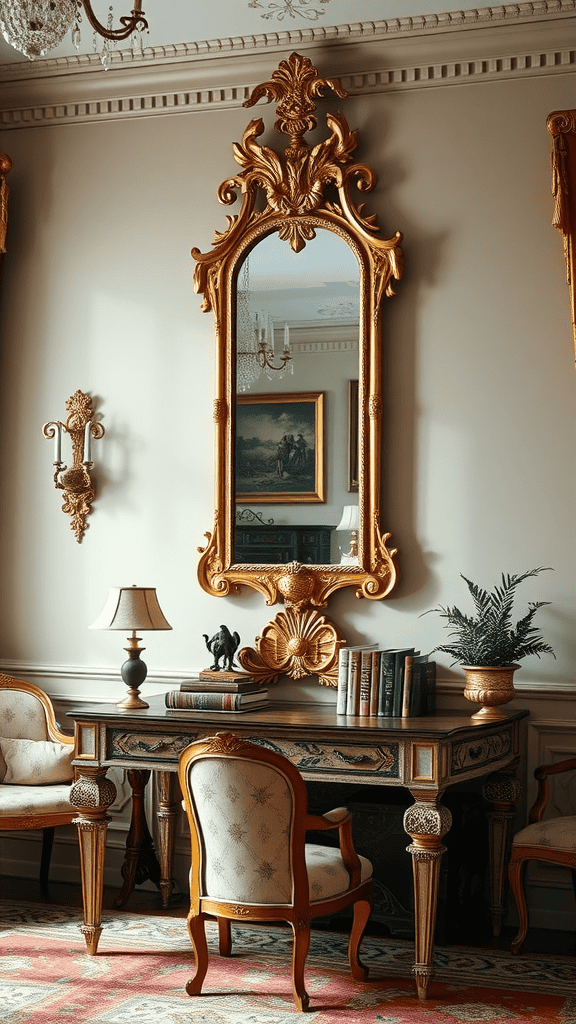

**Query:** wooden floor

left=1, top=874, right=573, bottom=957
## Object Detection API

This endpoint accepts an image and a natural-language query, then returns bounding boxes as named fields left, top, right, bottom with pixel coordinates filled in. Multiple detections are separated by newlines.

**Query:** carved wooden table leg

left=70, top=764, right=117, bottom=955
left=483, top=759, right=522, bottom=937
left=113, top=768, right=162, bottom=909
left=404, top=794, right=452, bottom=1001
left=156, top=770, right=179, bottom=908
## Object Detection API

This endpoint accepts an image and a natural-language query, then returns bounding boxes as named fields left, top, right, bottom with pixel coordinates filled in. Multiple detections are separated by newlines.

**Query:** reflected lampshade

left=335, top=505, right=359, bottom=533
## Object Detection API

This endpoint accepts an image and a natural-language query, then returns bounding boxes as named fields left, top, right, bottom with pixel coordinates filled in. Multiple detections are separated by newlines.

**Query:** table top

left=68, top=697, right=528, bottom=787
left=67, top=695, right=528, bottom=739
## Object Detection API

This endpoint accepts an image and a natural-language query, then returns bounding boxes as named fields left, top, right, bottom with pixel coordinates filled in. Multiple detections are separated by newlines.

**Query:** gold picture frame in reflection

left=236, top=392, right=325, bottom=504
left=347, top=379, right=359, bottom=494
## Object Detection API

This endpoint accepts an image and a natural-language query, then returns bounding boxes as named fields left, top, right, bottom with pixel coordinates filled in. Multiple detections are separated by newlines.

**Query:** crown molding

left=0, top=3, right=575, bottom=129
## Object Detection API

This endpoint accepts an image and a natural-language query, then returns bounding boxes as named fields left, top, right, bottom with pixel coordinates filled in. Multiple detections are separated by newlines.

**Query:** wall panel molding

left=0, top=4, right=575, bottom=129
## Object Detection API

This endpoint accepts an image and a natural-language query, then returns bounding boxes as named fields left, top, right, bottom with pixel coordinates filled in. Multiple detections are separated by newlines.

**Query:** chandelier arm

left=80, top=1, right=148, bottom=41
left=257, top=348, right=292, bottom=373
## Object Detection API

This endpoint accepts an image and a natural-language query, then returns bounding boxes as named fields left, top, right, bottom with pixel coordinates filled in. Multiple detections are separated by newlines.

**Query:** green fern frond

left=424, top=567, right=554, bottom=667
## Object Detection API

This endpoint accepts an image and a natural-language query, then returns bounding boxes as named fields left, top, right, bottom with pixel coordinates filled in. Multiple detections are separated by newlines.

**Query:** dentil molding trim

left=0, top=3, right=575, bottom=129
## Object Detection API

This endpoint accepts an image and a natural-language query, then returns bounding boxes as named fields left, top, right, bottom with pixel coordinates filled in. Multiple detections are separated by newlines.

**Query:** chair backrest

left=0, top=674, right=70, bottom=783
left=0, top=676, right=52, bottom=741
left=179, top=733, right=311, bottom=907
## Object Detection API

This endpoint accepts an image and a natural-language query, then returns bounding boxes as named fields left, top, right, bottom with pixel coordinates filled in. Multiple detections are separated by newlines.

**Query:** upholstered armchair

left=0, top=674, right=76, bottom=894
left=178, top=732, right=374, bottom=1012
left=509, top=756, right=576, bottom=952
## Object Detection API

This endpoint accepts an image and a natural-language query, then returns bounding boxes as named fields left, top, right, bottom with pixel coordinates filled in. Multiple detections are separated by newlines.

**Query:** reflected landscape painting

left=236, top=392, right=324, bottom=503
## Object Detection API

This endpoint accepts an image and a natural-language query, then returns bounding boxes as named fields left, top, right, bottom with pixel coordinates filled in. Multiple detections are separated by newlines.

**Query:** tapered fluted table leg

left=70, top=765, right=117, bottom=955
left=156, top=770, right=179, bottom=908
left=483, top=760, right=522, bottom=937
left=404, top=795, right=452, bottom=1001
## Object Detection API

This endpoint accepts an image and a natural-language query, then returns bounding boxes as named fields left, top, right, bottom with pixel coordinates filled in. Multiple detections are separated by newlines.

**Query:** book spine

left=425, top=661, right=436, bottom=715
left=346, top=651, right=362, bottom=716
left=367, top=650, right=379, bottom=717
left=409, top=660, right=423, bottom=717
left=165, top=691, right=244, bottom=710
left=180, top=681, right=258, bottom=693
left=392, top=653, right=403, bottom=718
left=401, top=655, right=414, bottom=717
left=336, top=648, right=350, bottom=715
left=359, top=651, right=373, bottom=716
left=379, top=653, right=395, bottom=716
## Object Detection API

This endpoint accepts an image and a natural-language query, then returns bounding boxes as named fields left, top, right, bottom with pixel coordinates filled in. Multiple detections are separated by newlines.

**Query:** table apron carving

left=450, top=728, right=513, bottom=775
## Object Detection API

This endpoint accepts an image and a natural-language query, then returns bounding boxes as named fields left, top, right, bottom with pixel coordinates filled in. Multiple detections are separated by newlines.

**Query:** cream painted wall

left=0, top=32, right=574, bottom=709
left=0, top=11, right=575, bottom=929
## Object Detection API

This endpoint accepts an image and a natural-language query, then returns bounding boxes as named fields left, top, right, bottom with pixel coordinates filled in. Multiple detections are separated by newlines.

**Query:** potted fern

left=424, top=567, right=555, bottom=720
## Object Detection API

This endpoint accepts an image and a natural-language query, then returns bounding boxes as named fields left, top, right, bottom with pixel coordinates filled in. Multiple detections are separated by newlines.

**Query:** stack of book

left=165, top=671, right=268, bottom=713
left=336, top=646, right=436, bottom=718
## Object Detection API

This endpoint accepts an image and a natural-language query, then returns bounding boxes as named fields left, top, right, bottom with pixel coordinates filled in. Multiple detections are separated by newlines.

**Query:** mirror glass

left=234, top=229, right=360, bottom=566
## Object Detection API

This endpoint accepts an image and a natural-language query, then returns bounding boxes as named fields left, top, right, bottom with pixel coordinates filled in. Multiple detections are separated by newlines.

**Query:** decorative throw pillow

left=0, top=737, right=73, bottom=785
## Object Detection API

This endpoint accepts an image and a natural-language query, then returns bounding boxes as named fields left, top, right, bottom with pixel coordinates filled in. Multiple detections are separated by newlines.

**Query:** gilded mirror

left=193, top=53, right=403, bottom=686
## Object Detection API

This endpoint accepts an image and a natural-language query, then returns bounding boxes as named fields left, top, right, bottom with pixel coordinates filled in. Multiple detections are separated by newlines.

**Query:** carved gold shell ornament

left=193, top=53, right=403, bottom=686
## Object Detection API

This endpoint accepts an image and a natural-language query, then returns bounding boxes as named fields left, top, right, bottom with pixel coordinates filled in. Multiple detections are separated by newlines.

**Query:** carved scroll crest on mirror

left=193, top=52, right=403, bottom=687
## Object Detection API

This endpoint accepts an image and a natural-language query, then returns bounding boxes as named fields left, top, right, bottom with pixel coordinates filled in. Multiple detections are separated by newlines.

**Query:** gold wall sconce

left=43, top=389, right=105, bottom=543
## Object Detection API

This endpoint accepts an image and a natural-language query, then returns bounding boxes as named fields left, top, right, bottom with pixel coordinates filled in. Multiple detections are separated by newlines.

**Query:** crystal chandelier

left=0, top=1, right=148, bottom=65
left=236, top=258, right=293, bottom=393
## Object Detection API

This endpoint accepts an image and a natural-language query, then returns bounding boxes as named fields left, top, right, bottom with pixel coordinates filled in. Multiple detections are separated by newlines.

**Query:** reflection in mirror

left=234, top=230, right=359, bottom=565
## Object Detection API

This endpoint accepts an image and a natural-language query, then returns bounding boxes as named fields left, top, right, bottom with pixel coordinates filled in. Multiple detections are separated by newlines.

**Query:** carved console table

left=67, top=699, right=528, bottom=1002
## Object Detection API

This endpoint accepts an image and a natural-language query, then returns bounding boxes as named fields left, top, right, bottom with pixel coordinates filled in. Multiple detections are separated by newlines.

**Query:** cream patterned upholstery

left=306, top=843, right=372, bottom=901
left=179, top=733, right=374, bottom=1012
left=509, top=756, right=576, bottom=953
left=190, top=757, right=293, bottom=902
left=512, top=816, right=576, bottom=852
left=0, top=784, right=74, bottom=816
left=0, top=674, right=76, bottom=893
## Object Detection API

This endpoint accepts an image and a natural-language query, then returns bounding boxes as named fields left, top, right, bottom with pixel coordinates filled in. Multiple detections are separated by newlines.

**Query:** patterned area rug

left=0, top=899, right=575, bottom=1022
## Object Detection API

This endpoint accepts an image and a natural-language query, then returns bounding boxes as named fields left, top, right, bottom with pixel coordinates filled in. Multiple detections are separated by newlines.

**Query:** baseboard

left=0, top=830, right=192, bottom=898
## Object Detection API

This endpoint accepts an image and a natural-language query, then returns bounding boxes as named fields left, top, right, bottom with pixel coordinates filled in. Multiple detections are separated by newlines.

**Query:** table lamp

left=336, top=504, right=359, bottom=564
left=89, top=585, right=172, bottom=710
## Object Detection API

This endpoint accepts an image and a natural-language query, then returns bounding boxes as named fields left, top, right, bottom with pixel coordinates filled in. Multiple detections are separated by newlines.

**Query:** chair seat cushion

left=513, top=815, right=576, bottom=852
left=306, top=843, right=372, bottom=902
left=0, top=737, right=73, bottom=785
left=0, top=783, right=73, bottom=816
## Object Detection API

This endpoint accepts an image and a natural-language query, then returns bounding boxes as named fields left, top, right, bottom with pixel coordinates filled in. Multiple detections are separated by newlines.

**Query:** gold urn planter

left=462, top=664, right=520, bottom=721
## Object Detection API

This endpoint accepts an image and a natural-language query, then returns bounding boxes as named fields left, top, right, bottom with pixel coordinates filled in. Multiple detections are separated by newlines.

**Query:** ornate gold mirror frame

left=548, top=108, right=576, bottom=364
left=194, top=53, right=403, bottom=686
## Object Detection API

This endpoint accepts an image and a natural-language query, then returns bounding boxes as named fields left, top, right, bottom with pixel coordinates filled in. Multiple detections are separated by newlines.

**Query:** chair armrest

left=529, top=757, right=576, bottom=823
left=306, top=807, right=351, bottom=831
left=306, top=807, right=362, bottom=889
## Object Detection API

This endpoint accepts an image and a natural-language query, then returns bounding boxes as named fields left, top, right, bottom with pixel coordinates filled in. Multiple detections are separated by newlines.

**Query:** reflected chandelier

left=0, top=1, right=148, bottom=64
left=236, top=258, right=293, bottom=393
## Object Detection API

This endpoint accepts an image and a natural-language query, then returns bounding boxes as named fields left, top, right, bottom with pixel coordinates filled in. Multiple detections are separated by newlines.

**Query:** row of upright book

left=164, top=672, right=268, bottom=713
left=337, top=645, right=436, bottom=718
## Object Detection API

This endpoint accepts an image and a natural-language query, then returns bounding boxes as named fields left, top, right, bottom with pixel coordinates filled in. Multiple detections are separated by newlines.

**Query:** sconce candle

left=284, top=322, right=290, bottom=352
left=84, top=421, right=92, bottom=462
left=53, top=422, right=62, bottom=463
